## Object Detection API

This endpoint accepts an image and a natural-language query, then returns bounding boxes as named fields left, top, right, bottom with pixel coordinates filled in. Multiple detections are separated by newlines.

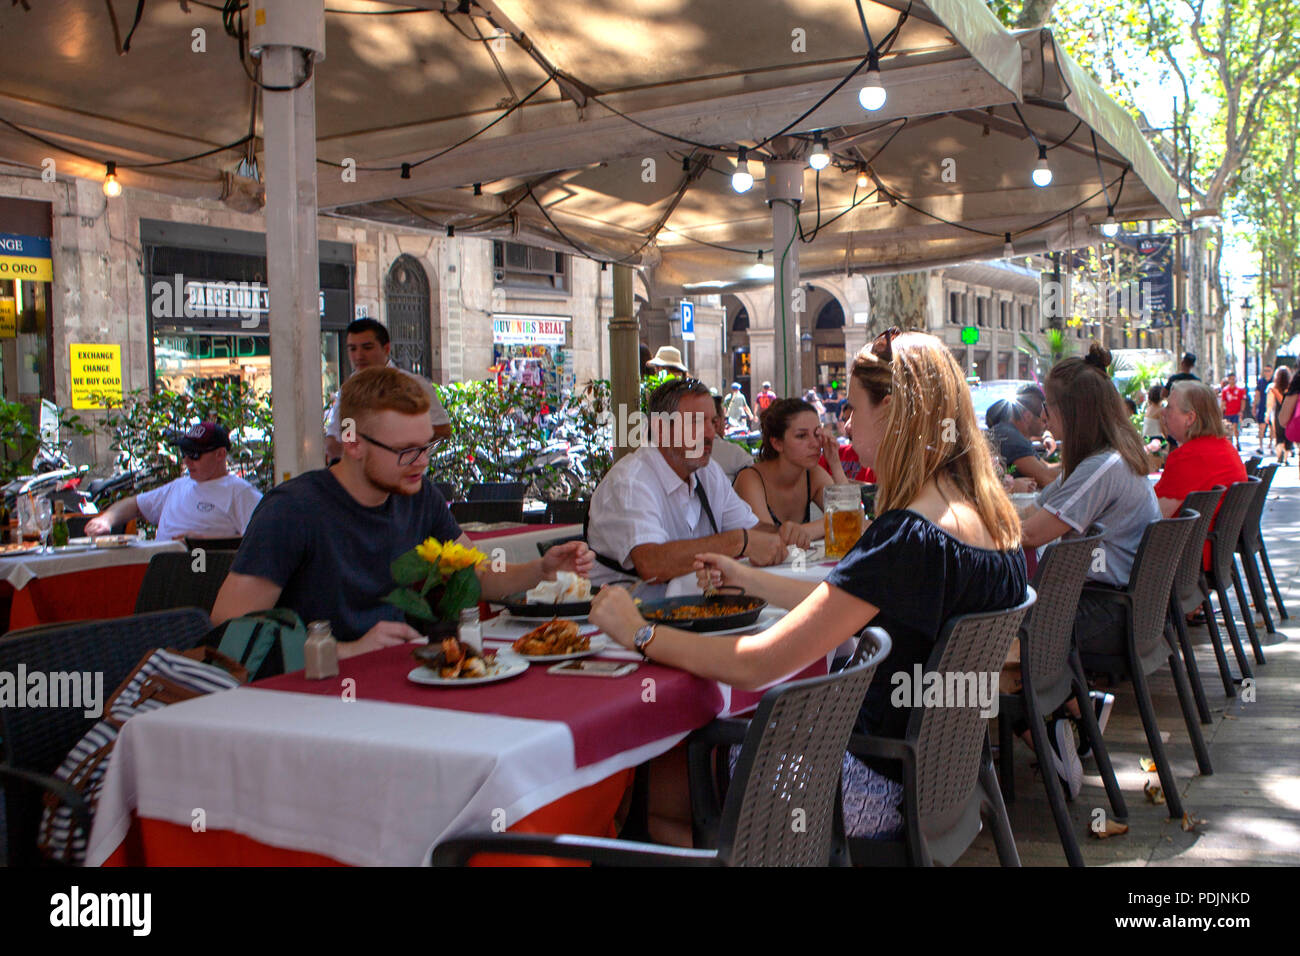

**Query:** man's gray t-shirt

left=232, top=469, right=461, bottom=640
left=1035, top=449, right=1158, bottom=587
left=990, top=421, right=1036, bottom=468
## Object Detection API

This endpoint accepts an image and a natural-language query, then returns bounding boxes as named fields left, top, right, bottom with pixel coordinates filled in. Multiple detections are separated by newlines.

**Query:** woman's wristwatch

left=633, top=623, right=658, bottom=660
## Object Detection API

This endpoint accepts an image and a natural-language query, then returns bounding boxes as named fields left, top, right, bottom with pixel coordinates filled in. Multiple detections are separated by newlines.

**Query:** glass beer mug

left=823, top=484, right=866, bottom=560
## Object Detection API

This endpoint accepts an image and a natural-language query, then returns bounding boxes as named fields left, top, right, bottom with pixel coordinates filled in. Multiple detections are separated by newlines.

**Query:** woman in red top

left=1154, top=381, right=1247, bottom=569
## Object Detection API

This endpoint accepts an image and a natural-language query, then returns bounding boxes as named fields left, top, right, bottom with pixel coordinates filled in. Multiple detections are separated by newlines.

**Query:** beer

left=822, top=484, right=866, bottom=559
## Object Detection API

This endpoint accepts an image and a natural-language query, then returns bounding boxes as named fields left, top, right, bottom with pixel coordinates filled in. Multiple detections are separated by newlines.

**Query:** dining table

left=0, top=537, right=188, bottom=632
left=462, top=522, right=582, bottom=566
left=85, top=589, right=825, bottom=867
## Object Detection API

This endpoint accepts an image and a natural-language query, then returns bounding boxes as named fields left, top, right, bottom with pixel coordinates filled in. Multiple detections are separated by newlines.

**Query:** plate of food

left=503, top=618, right=605, bottom=662
left=638, top=589, right=769, bottom=633
left=91, top=534, right=136, bottom=549
left=0, top=541, right=40, bottom=558
left=408, top=637, right=528, bottom=686
left=496, top=571, right=604, bottom=619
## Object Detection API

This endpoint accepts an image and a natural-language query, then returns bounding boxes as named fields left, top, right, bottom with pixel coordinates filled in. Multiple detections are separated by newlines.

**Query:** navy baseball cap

left=170, top=421, right=231, bottom=455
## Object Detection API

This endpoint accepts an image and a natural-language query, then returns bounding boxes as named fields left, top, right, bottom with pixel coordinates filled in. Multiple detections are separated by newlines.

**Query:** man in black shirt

left=213, top=367, right=592, bottom=657
left=1165, top=352, right=1199, bottom=392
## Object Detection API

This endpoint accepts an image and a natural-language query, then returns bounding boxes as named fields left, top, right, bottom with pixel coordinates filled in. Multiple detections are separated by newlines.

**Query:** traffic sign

left=681, top=300, right=695, bottom=341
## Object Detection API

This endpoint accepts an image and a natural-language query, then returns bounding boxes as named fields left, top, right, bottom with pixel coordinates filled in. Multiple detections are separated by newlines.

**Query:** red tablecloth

left=0, top=564, right=149, bottom=632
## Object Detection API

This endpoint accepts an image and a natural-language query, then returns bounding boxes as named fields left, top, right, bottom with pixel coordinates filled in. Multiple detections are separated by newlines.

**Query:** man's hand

left=338, top=620, right=424, bottom=660
left=84, top=515, right=112, bottom=536
left=1009, top=477, right=1037, bottom=493
left=744, top=529, right=786, bottom=567
left=541, top=539, right=594, bottom=578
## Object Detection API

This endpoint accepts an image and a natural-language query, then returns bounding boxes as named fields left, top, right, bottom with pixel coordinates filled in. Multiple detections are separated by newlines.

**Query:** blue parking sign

left=681, top=300, right=695, bottom=341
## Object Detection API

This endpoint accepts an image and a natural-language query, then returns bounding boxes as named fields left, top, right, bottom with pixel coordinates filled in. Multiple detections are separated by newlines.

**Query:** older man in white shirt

left=588, top=379, right=787, bottom=585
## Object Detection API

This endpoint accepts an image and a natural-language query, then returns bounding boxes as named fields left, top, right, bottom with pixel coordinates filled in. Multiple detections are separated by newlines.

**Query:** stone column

left=610, top=265, right=640, bottom=462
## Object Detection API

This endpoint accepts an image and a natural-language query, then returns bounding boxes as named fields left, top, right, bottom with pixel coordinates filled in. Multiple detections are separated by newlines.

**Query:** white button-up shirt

left=325, top=360, right=450, bottom=440
left=587, top=444, right=759, bottom=573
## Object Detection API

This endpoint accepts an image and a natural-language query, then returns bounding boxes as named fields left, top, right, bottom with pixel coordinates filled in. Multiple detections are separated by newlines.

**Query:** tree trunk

left=1014, top=0, right=1060, bottom=29
left=866, top=272, right=930, bottom=332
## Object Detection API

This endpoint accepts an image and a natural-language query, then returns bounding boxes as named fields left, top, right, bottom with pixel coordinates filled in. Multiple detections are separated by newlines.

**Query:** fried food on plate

left=512, top=618, right=588, bottom=656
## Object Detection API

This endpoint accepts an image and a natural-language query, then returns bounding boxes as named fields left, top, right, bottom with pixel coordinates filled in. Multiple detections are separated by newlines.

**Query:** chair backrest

left=133, top=550, right=236, bottom=615
left=1126, top=514, right=1196, bottom=666
left=908, top=590, right=1036, bottom=836
left=467, top=481, right=527, bottom=502
left=1238, top=464, right=1276, bottom=552
left=1022, top=533, right=1104, bottom=705
left=450, top=500, right=524, bottom=524
left=1244, top=455, right=1261, bottom=477
left=0, top=609, right=212, bottom=866
left=1207, top=479, right=1259, bottom=580
left=184, top=536, right=243, bottom=552
left=1172, top=490, right=1223, bottom=608
left=545, top=499, right=589, bottom=525
left=716, top=629, right=892, bottom=867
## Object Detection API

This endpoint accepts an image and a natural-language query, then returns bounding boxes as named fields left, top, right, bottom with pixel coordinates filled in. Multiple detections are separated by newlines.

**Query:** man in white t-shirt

left=324, top=319, right=451, bottom=464
left=85, top=422, right=263, bottom=541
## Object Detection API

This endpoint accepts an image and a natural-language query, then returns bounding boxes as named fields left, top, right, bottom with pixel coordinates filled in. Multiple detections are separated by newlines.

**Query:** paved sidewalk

left=965, top=446, right=1300, bottom=866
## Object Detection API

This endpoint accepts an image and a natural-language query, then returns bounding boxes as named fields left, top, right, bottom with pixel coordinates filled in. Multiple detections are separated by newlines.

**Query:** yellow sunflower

left=440, top=541, right=488, bottom=571
left=415, top=538, right=443, bottom=565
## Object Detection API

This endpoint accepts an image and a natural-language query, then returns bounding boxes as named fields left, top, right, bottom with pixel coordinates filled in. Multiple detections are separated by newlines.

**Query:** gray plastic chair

left=133, top=550, right=236, bottom=615
left=0, top=609, right=213, bottom=867
left=999, top=532, right=1123, bottom=867
left=431, top=630, right=891, bottom=867
left=1167, top=489, right=1228, bottom=722
left=1205, top=480, right=1265, bottom=676
left=847, top=590, right=1036, bottom=867
left=1237, top=463, right=1286, bottom=625
left=1080, top=515, right=1207, bottom=819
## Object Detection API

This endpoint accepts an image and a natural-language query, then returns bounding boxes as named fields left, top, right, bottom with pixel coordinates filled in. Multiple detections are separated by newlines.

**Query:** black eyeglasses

left=359, top=432, right=439, bottom=466
left=871, top=326, right=901, bottom=363
left=181, top=449, right=209, bottom=461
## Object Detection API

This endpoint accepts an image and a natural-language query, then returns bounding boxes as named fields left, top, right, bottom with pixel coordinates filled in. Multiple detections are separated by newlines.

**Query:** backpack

left=37, top=646, right=247, bottom=865
left=202, top=607, right=308, bottom=682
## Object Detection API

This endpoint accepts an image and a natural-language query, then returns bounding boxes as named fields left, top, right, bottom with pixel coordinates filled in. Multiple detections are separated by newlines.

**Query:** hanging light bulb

left=859, top=54, right=886, bottom=111
left=855, top=165, right=869, bottom=189
left=809, top=137, right=830, bottom=171
left=732, top=147, right=754, bottom=193
left=102, top=162, right=121, bottom=198
left=1003, top=233, right=1014, bottom=258
left=1100, top=207, right=1119, bottom=238
left=1032, top=144, right=1052, bottom=187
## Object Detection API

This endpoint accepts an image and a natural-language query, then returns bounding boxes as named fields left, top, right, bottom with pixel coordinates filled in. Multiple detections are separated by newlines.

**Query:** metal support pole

left=610, top=264, right=639, bottom=462
left=262, top=44, right=322, bottom=482
left=767, top=161, right=804, bottom=398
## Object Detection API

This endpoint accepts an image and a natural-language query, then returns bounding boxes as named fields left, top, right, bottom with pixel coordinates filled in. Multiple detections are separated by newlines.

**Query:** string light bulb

left=102, top=162, right=121, bottom=198
left=859, top=54, right=886, bottom=111
left=1003, top=233, right=1014, bottom=258
left=732, top=147, right=754, bottom=193
left=856, top=165, right=869, bottom=189
left=1100, top=207, right=1119, bottom=238
left=809, top=137, right=830, bottom=171
left=1032, top=145, right=1052, bottom=187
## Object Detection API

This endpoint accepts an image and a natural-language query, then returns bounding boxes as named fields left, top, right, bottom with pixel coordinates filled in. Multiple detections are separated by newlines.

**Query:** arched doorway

left=385, top=255, right=432, bottom=377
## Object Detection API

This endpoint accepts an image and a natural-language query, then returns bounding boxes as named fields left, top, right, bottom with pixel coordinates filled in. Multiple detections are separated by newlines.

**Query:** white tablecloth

left=0, top=539, right=187, bottom=590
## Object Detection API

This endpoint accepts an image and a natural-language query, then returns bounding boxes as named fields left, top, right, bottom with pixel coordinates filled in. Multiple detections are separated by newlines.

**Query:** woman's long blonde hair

left=857, top=332, right=1021, bottom=550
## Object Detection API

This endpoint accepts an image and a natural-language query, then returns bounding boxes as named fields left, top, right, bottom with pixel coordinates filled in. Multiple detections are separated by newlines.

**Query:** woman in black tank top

left=733, top=398, right=844, bottom=549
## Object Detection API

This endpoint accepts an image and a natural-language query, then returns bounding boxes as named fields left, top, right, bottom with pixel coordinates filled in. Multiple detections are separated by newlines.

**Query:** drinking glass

left=16, top=496, right=35, bottom=544
left=823, top=484, right=866, bottom=560
left=34, top=497, right=53, bottom=553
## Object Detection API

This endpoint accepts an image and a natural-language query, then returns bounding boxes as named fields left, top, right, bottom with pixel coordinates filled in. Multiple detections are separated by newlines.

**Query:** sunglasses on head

left=871, top=327, right=901, bottom=363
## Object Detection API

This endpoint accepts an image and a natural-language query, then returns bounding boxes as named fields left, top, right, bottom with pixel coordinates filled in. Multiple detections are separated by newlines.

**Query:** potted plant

left=381, top=537, right=489, bottom=639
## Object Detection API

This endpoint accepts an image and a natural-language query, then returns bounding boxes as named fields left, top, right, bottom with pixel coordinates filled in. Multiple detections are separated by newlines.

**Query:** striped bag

left=37, top=646, right=247, bottom=865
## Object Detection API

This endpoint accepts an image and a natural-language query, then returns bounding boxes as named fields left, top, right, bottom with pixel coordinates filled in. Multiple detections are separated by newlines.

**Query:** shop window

left=493, top=241, right=569, bottom=293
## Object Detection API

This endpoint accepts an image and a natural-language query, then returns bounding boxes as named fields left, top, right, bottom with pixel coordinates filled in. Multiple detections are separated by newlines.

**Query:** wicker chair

left=466, top=481, right=527, bottom=502
left=1205, top=480, right=1265, bottom=677
left=450, top=500, right=524, bottom=524
left=1167, top=489, right=1227, bottom=722
left=1237, top=463, right=1286, bottom=625
left=431, top=630, right=892, bottom=867
left=843, top=591, right=1036, bottom=866
left=0, top=609, right=213, bottom=867
left=1080, top=515, right=1206, bottom=819
left=133, top=550, right=236, bottom=615
left=998, top=532, right=1122, bottom=867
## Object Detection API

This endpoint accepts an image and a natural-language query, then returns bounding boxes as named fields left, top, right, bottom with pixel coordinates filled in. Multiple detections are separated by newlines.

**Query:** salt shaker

left=304, top=620, right=339, bottom=679
left=458, top=607, right=483, bottom=655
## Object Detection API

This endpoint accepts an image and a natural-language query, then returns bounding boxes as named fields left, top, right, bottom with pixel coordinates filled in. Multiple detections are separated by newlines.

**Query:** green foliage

left=429, top=379, right=555, bottom=500
left=95, top=380, right=275, bottom=493
left=0, top=399, right=90, bottom=486
left=436, top=566, right=482, bottom=621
